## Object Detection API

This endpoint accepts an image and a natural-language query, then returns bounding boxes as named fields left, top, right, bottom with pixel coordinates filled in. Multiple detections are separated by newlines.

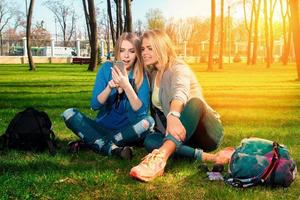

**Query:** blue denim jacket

left=91, top=61, right=150, bottom=129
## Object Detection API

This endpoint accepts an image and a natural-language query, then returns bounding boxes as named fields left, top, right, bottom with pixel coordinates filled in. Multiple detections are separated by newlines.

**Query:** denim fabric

left=91, top=62, right=150, bottom=127
left=144, top=98, right=223, bottom=161
left=62, top=108, right=154, bottom=156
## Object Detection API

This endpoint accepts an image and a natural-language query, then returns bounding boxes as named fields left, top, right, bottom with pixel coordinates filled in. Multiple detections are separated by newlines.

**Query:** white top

left=151, top=74, right=163, bottom=111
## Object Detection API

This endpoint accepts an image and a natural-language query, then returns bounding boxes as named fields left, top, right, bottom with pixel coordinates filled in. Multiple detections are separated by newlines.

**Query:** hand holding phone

left=113, top=61, right=126, bottom=75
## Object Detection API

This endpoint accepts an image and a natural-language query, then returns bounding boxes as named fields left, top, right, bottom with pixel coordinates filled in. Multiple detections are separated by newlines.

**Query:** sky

left=14, top=0, right=282, bottom=38
left=16, top=0, right=213, bottom=36
left=14, top=0, right=284, bottom=37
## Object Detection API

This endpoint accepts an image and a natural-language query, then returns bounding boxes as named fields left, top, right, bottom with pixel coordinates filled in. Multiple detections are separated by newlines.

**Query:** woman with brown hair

left=62, top=32, right=154, bottom=159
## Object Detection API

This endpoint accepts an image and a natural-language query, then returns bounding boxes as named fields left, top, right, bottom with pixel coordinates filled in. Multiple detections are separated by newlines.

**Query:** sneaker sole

left=129, top=168, right=164, bottom=182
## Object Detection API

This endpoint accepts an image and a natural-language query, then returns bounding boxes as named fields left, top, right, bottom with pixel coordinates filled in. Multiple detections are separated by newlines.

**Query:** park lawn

left=0, top=63, right=299, bottom=199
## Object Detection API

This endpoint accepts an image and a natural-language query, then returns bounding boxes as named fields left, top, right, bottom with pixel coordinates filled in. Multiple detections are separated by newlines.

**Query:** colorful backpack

left=225, top=137, right=297, bottom=188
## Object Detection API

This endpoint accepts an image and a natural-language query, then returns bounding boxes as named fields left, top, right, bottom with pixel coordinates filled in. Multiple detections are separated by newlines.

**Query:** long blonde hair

left=114, top=32, right=144, bottom=89
left=142, top=29, right=177, bottom=72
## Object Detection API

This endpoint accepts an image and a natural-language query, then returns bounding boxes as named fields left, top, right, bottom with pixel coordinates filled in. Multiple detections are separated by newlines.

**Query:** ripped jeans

left=62, top=108, right=155, bottom=156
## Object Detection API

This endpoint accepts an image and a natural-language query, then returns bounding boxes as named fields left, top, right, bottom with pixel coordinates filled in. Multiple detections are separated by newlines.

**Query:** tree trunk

left=244, top=0, right=254, bottom=65
left=252, top=0, right=261, bottom=65
left=106, top=15, right=111, bottom=59
left=286, top=20, right=292, bottom=63
left=82, top=0, right=91, bottom=42
left=124, top=0, right=132, bottom=32
left=27, top=0, right=36, bottom=71
left=115, top=0, right=123, bottom=40
left=280, top=0, right=288, bottom=64
left=264, top=0, right=271, bottom=68
left=280, top=0, right=291, bottom=65
left=290, top=0, right=300, bottom=80
left=218, top=0, right=224, bottom=69
left=107, top=0, right=115, bottom=47
left=0, top=32, right=3, bottom=56
left=207, top=0, right=215, bottom=71
left=87, top=0, right=97, bottom=71
left=269, top=0, right=277, bottom=65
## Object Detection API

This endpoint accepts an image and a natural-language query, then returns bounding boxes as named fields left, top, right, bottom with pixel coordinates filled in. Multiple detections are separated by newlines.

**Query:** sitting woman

left=130, top=29, right=234, bottom=181
left=62, top=32, right=154, bottom=159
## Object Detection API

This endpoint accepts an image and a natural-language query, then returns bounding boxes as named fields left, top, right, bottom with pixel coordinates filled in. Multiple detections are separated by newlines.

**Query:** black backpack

left=0, top=107, right=57, bottom=155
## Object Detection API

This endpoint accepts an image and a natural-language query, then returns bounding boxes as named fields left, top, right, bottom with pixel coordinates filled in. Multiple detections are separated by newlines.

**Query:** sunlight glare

left=165, top=0, right=211, bottom=19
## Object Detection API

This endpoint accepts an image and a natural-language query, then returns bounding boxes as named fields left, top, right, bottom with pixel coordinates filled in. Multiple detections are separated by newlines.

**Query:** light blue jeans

left=62, top=108, right=155, bottom=156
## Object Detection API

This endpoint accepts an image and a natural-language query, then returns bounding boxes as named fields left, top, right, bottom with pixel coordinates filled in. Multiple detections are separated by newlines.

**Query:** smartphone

left=113, top=61, right=126, bottom=75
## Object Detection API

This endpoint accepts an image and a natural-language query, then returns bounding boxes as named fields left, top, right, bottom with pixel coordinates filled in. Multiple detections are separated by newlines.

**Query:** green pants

left=144, top=98, right=224, bottom=160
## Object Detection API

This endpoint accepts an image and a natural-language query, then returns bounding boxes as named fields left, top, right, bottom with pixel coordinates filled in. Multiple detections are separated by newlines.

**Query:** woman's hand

left=111, top=67, right=130, bottom=89
left=107, top=79, right=118, bottom=90
left=166, top=115, right=186, bottom=142
left=214, top=147, right=235, bottom=164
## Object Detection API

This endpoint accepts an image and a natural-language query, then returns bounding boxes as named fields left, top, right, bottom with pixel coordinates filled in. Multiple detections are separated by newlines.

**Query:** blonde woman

left=130, top=29, right=234, bottom=181
left=62, top=32, right=154, bottom=159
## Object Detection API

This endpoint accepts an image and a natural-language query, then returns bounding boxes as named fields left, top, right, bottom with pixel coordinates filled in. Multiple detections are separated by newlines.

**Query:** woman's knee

left=141, top=115, right=155, bottom=131
left=62, top=108, right=78, bottom=121
left=133, top=116, right=155, bottom=134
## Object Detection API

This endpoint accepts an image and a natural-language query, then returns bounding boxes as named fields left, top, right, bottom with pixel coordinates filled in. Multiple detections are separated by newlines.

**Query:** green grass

left=0, top=63, right=299, bottom=199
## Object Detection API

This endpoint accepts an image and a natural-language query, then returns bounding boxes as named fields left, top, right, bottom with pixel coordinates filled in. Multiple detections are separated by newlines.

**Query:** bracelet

left=167, top=111, right=181, bottom=118
left=107, top=84, right=113, bottom=90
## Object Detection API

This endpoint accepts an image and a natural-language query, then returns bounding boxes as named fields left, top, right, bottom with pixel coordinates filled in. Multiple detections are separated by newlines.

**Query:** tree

left=0, top=0, right=15, bottom=55
left=135, top=19, right=143, bottom=36
left=268, top=0, right=277, bottom=65
left=251, top=0, right=262, bottom=65
left=107, top=0, right=115, bottom=47
left=13, top=10, right=26, bottom=31
left=264, top=0, right=271, bottom=68
left=31, top=21, right=51, bottom=48
left=44, top=0, right=77, bottom=46
left=290, top=0, right=300, bottom=80
left=208, top=0, right=216, bottom=71
left=165, top=18, right=179, bottom=44
left=97, top=8, right=111, bottom=60
left=243, top=0, right=254, bottom=65
left=26, top=0, right=36, bottom=71
left=145, top=9, right=165, bottom=29
left=82, top=0, right=91, bottom=42
left=124, top=0, right=132, bottom=32
left=115, top=0, right=122, bottom=40
left=176, top=19, right=193, bottom=44
left=280, top=0, right=292, bottom=65
left=106, top=0, right=133, bottom=46
left=86, top=0, right=98, bottom=71
left=218, top=0, right=225, bottom=69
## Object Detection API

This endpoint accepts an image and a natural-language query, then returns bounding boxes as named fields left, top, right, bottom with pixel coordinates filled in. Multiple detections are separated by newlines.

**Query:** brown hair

left=114, top=32, right=144, bottom=89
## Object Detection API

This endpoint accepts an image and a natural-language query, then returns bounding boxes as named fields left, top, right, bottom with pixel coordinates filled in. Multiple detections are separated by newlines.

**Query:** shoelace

left=141, top=150, right=164, bottom=167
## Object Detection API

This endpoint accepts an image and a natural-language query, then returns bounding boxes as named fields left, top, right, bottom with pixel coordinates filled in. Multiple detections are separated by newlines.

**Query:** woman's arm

left=202, top=147, right=235, bottom=164
left=97, top=80, right=117, bottom=104
left=91, top=62, right=112, bottom=110
left=171, top=63, right=191, bottom=105
left=166, top=99, right=186, bottom=141
left=111, top=67, right=146, bottom=111
left=166, top=64, right=192, bottom=141
left=123, top=82, right=142, bottom=111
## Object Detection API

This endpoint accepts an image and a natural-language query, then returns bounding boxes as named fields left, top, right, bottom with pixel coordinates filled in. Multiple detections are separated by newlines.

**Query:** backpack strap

left=225, top=142, right=280, bottom=188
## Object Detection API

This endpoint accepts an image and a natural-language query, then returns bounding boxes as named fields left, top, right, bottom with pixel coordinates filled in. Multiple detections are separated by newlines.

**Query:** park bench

left=72, top=57, right=91, bottom=65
